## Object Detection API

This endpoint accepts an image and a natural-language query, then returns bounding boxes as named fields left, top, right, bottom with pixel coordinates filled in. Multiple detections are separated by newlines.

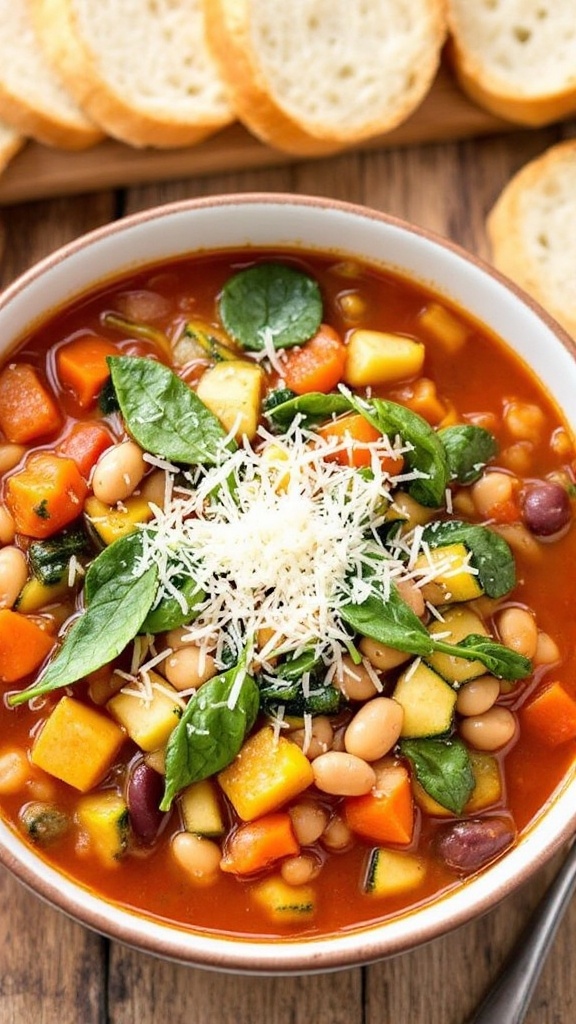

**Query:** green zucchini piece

left=28, top=524, right=90, bottom=586
left=364, top=848, right=426, bottom=897
left=393, top=662, right=456, bottom=738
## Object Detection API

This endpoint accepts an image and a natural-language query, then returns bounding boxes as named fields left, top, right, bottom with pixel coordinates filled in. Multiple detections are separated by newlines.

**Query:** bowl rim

left=1, top=190, right=575, bottom=974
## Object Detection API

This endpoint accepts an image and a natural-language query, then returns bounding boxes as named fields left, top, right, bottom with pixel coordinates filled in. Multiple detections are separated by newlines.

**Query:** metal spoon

left=468, top=840, right=576, bottom=1024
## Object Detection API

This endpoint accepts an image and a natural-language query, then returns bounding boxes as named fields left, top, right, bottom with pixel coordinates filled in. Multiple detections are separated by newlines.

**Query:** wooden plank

left=0, top=65, right=521, bottom=207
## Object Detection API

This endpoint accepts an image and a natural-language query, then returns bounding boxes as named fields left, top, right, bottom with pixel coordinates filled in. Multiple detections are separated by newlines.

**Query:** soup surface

left=0, top=249, right=575, bottom=940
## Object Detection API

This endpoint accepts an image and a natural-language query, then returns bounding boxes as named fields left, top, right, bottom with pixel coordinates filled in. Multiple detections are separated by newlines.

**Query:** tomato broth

left=0, top=249, right=575, bottom=940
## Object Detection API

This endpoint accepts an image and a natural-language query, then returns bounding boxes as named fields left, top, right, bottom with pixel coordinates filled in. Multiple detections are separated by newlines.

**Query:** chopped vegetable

left=218, top=726, right=315, bottom=822
left=316, top=412, right=404, bottom=472
left=281, top=324, right=347, bottom=395
left=31, top=696, right=125, bottom=792
left=344, top=762, right=414, bottom=844
left=393, top=662, right=457, bottom=738
left=364, top=848, right=427, bottom=897
left=520, top=680, right=576, bottom=747
left=251, top=875, right=316, bottom=923
left=220, top=812, right=299, bottom=875
left=196, top=360, right=264, bottom=440
left=56, top=336, right=118, bottom=407
left=76, top=791, right=129, bottom=865
left=6, top=453, right=88, bottom=539
left=57, top=422, right=113, bottom=478
left=107, top=672, right=182, bottom=752
left=0, top=609, right=55, bottom=683
left=343, top=329, right=425, bottom=387
left=0, top=363, right=61, bottom=443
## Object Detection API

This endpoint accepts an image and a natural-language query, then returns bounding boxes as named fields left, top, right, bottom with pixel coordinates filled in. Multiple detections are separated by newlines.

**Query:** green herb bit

left=218, top=262, right=323, bottom=351
left=401, top=737, right=475, bottom=815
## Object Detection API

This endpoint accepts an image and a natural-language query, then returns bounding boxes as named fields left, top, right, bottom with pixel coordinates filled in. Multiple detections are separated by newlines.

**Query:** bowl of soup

left=0, top=193, right=575, bottom=973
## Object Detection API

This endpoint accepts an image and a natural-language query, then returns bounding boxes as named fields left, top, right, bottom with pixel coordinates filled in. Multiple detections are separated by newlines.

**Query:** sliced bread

left=0, top=122, right=25, bottom=174
left=0, top=0, right=101, bottom=150
left=446, top=1, right=576, bottom=126
left=487, top=140, right=576, bottom=338
left=31, top=0, right=235, bottom=149
left=204, top=0, right=447, bottom=156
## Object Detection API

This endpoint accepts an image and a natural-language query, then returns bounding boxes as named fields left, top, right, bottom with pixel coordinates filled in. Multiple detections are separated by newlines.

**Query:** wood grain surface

left=0, top=114, right=575, bottom=1024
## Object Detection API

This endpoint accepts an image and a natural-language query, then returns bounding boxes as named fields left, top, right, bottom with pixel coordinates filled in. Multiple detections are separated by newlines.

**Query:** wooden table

left=0, top=110, right=575, bottom=1024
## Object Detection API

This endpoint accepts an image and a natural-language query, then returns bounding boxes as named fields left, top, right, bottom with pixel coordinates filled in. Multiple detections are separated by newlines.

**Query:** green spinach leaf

left=340, top=580, right=530, bottom=681
left=347, top=393, right=450, bottom=507
left=108, top=355, right=232, bottom=464
left=439, top=424, right=498, bottom=484
left=401, top=737, right=475, bottom=814
left=139, top=576, right=205, bottom=634
left=219, top=262, right=323, bottom=351
left=9, top=561, right=158, bottom=706
left=423, top=519, right=515, bottom=598
left=161, top=655, right=260, bottom=810
left=266, top=391, right=352, bottom=429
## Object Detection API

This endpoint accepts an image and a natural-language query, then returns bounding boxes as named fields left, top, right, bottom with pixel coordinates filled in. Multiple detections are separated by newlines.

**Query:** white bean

left=92, top=441, right=146, bottom=504
left=344, top=698, right=403, bottom=761
left=312, top=751, right=375, bottom=796
left=0, top=545, right=27, bottom=608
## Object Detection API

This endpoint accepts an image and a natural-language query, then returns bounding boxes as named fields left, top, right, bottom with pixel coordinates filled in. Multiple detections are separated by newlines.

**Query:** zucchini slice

left=364, top=848, right=426, bottom=897
left=393, top=662, right=456, bottom=738
left=426, top=605, right=490, bottom=685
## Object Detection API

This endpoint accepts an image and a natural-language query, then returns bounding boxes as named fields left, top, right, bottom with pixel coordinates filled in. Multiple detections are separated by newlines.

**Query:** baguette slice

left=0, top=0, right=101, bottom=150
left=0, top=122, right=25, bottom=174
left=32, top=0, right=235, bottom=149
left=205, top=0, right=447, bottom=156
left=487, top=140, right=576, bottom=338
left=446, top=1, right=576, bottom=126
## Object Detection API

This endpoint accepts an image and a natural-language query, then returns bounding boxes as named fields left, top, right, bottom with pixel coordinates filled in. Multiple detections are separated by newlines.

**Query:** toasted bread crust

left=487, top=140, right=576, bottom=337
left=33, top=0, right=235, bottom=149
left=206, top=0, right=447, bottom=156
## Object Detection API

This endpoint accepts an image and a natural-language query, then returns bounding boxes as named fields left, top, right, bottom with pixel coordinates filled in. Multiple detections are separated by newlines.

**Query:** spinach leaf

left=98, top=377, right=119, bottom=414
left=340, top=580, right=531, bottom=681
left=423, top=519, right=515, bottom=598
left=219, top=262, right=323, bottom=351
left=401, top=737, right=475, bottom=814
left=84, top=530, right=145, bottom=602
left=161, top=656, right=260, bottom=810
left=266, top=391, right=352, bottom=429
left=262, top=387, right=297, bottom=413
left=449, top=635, right=531, bottom=680
left=139, top=576, right=205, bottom=634
left=438, top=424, right=498, bottom=484
left=340, top=581, right=434, bottom=658
left=108, top=356, right=232, bottom=464
left=276, top=648, right=323, bottom=680
left=259, top=676, right=342, bottom=718
left=347, top=394, right=450, bottom=507
left=9, top=561, right=158, bottom=706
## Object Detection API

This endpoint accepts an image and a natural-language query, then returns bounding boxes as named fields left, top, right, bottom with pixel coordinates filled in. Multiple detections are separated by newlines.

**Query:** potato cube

left=196, top=360, right=264, bottom=441
left=218, top=725, right=314, bottom=821
left=414, top=542, right=483, bottom=604
left=31, top=696, right=125, bottom=792
left=76, top=791, right=129, bottom=866
left=343, top=330, right=425, bottom=387
left=417, top=302, right=469, bottom=353
left=84, top=494, right=154, bottom=546
left=107, top=672, right=182, bottom=752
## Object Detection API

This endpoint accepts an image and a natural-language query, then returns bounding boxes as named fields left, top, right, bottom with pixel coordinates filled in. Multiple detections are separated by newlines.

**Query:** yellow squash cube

left=196, top=360, right=264, bottom=442
left=414, top=542, right=484, bottom=604
left=218, top=725, right=314, bottom=821
left=84, top=494, right=154, bottom=546
left=31, top=696, right=125, bottom=792
left=251, top=875, right=315, bottom=924
left=76, top=791, right=129, bottom=866
left=343, top=330, right=425, bottom=387
left=107, top=672, right=182, bottom=752
left=364, top=848, right=427, bottom=897
left=426, top=605, right=489, bottom=684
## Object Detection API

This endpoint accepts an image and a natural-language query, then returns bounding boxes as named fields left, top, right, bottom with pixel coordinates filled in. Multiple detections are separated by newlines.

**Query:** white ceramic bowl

left=1, top=193, right=575, bottom=974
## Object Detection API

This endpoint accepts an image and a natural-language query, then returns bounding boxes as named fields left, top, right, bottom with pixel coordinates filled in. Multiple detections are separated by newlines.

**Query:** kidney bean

left=522, top=482, right=571, bottom=538
left=435, top=816, right=516, bottom=875
left=127, top=761, right=166, bottom=842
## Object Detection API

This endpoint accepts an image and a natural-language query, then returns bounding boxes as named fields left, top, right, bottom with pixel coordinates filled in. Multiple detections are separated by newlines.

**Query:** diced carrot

left=281, top=324, right=346, bottom=395
left=0, top=363, right=62, bottom=443
left=344, top=763, right=414, bottom=845
left=56, top=335, right=118, bottom=408
left=6, top=452, right=88, bottom=539
left=316, top=412, right=405, bottom=473
left=392, top=378, right=447, bottom=426
left=57, top=422, right=113, bottom=479
left=220, top=812, right=299, bottom=876
left=0, top=609, right=55, bottom=683
left=520, top=680, right=576, bottom=748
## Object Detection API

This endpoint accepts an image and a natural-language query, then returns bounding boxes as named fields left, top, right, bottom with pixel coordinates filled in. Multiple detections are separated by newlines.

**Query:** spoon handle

left=468, top=841, right=576, bottom=1024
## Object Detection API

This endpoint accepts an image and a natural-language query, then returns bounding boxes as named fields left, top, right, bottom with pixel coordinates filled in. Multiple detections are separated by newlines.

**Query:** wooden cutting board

left=0, top=65, right=520, bottom=206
